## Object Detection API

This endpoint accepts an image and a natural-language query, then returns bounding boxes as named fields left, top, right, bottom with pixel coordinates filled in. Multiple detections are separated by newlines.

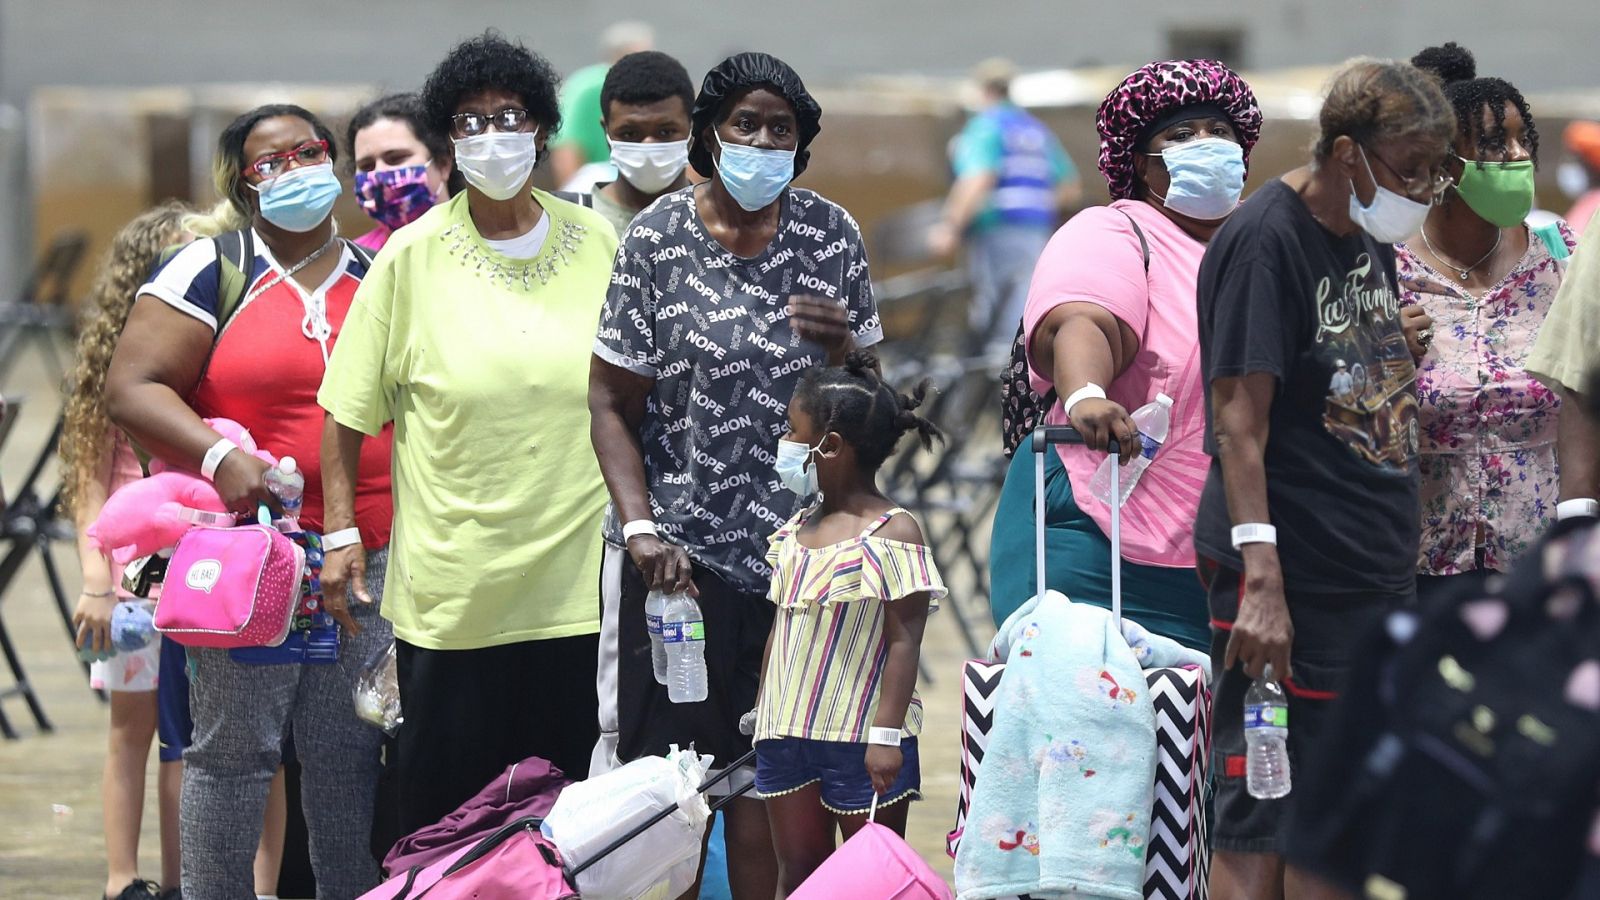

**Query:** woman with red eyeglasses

left=106, top=103, right=394, bottom=899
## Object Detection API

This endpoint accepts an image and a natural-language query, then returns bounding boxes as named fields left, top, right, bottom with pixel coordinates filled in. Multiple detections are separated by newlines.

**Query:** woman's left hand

left=788, top=295, right=853, bottom=362
left=1401, top=305, right=1434, bottom=361
left=321, top=544, right=370, bottom=637
left=864, top=744, right=903, bottom=796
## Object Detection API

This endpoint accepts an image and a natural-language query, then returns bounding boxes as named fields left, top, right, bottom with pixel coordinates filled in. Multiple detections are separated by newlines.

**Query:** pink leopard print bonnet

left=1096, top=59, right=1263, bottom=200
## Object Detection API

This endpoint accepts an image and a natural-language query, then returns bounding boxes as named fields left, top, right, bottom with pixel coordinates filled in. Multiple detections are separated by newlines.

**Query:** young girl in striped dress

left=753, top=352, right=946, bottom=894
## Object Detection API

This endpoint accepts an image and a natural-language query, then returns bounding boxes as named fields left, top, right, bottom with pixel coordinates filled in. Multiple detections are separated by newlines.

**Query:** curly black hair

left=420, top=31, right=562, bottom=144
left=601, top=51, right=694, bottom=120
left=346, top=93, right=451, bottom=169
left=1412, top=42, right=1540, bottom=167
left=794, top=351, right=943, bottom=473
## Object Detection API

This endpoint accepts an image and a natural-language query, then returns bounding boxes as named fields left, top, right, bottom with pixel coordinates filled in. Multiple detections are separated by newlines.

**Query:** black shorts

left=1205, top=562, right=1405, bottom=853
left=596, top=543, right=773, bottom=793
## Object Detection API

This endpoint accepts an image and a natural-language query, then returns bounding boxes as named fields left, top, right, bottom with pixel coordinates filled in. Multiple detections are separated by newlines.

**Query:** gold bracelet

left=81, top=588, right=115, bottom=598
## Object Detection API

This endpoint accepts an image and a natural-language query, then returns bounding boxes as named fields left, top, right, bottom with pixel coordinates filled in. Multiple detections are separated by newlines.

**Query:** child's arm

left=864, top=513, right=933, bottom=795
left=71, top=448, right=117, bottom=655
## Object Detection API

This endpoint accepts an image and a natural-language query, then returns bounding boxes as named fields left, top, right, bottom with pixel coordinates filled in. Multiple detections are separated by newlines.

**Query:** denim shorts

left=754, top=736, right=921, bottom=814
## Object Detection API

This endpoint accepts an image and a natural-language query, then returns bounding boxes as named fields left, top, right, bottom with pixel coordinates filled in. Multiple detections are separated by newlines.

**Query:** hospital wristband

left=1061, top=383, right=1107, bottom=418
left=200, top=438, right=239, bottom=482
left=622, top=520, right=659, bottom=541
left=1231, top=523, right=1278, bottom=550
left=1557, top=499, right=1600, bottom=521
left=322, top=528, right=362, bottom=552
left=867, top=727, right=903, bottom=747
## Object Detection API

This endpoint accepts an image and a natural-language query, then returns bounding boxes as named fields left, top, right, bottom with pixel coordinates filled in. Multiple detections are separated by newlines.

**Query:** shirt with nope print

left=594, top=186, right=884, bottom=593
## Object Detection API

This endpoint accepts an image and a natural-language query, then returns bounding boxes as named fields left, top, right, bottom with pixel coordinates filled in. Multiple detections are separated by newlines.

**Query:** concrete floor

left=0, top=351, right=993, bottom=897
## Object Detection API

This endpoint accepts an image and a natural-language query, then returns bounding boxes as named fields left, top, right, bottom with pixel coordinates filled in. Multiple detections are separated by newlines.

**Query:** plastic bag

left=353, top=641, right=402, bottom=734
left=542, top=746, right=712, bottom=900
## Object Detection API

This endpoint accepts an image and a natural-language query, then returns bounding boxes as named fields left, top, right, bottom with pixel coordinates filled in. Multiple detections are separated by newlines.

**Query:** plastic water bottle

left=1245, top=663, right=1292, bottom=799
left=264, top=457, right=305, bottom=521
left=662, top=592, right=708, bottom=703
left=645, top=591, right=670, bottom=685
left=1090, top=393, right=1174, bottom=507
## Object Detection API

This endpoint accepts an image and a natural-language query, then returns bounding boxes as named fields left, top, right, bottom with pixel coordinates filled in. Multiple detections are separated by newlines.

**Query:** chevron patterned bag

left=945, top=428, right=1211, bottom=899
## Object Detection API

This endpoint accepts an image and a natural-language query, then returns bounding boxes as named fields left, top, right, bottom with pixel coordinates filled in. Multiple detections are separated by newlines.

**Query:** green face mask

left=1452, top=158, right=1535, bottom=227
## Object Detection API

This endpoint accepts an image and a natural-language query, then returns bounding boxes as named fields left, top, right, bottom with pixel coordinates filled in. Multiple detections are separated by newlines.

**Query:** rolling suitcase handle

left=565, top=748, right=758, bottom=879
left=1030, top=426, right=1121, bottom=626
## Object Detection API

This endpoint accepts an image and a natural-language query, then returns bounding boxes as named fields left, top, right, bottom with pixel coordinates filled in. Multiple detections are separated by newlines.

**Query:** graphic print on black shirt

left=1312, top=249, right=1419, bottom=468
left=594, top=186, right=884, bottom=593
left=1194, top=179, right=1420, bottom=596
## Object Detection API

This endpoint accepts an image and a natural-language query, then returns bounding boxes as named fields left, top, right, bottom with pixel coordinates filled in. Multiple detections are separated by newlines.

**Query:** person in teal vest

left=931, top=58, right=1081, bottom=353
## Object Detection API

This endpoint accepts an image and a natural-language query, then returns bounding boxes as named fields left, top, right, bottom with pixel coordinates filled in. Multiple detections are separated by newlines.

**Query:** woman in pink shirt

left=347, top=93, right=455, bottom=253
left=989, top=59, right=1262, bottom=649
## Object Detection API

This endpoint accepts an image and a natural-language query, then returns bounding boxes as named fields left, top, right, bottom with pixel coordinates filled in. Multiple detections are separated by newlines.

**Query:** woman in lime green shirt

left=318, top=32, right=618, bottom=834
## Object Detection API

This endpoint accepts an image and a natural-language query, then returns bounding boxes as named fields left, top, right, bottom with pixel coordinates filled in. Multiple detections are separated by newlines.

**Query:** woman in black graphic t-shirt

left=1191, top=58, right=1455, bottom=896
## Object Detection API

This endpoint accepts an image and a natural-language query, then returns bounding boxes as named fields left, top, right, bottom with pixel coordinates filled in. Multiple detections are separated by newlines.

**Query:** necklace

left=440, top=218, right=588, bottom=292
left=243, top=235, right=339, bottom=307
left=1420, top=224, right=1502, bottom=282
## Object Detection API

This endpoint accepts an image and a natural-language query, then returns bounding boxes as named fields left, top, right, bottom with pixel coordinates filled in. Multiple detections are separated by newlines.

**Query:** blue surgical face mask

left=1147, top=139, right=1245, bottom=221
left=774, top=437, right=822, bottom=496
left=253, top=162, right=341, bottom=232
left=713, top=133, right=796, bottom=211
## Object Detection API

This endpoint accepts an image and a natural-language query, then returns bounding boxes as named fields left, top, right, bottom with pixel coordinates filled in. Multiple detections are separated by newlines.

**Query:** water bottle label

left=646, top=614, right=663, bottom=636
left=1139, top=432, right=1161, bottom=461
left=662, top=621, right=705, bottom=643
left=1244, top=704, right=1288, bottom=729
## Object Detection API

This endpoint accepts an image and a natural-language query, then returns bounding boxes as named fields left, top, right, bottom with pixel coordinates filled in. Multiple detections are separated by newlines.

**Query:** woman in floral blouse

left=1399, top=44, right=1575, bottom=604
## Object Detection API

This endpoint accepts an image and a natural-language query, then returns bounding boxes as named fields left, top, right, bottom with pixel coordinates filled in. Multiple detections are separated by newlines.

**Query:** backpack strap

left=552, top=190, right=596, bottom=208
left=212, top=229, right=254, bottom=337
left=341, top=237, right=376, bottom=272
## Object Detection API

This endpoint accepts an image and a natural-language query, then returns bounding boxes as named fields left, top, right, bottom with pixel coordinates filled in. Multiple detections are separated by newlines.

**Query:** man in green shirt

left=587, top=51, right=695, bottom=237
left=550, top=20, right=654, bottom=188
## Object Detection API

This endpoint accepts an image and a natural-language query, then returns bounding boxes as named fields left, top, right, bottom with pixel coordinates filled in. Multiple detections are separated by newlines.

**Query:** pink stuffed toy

left=87, top=418, right=278, bottom=565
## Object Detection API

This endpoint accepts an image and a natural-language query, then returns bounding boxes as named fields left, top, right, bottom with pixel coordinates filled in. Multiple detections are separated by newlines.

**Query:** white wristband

left=1557, top=499, right=1600, bottom=521
left=622, top=520, right=659, bottom=540
left=1231, top=523, right=1278, bottom=550
left=322, top=528, right=362, bottom=551
left=1061, top=382, right=1107, bottom=418
left=200, top=438, right=239, bottom=482
left=867, top=726, right=903, bottom=747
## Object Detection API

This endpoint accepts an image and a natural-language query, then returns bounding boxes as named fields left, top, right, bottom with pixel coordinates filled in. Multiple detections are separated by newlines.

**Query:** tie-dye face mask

left=353, top=164, right=437, bottom=231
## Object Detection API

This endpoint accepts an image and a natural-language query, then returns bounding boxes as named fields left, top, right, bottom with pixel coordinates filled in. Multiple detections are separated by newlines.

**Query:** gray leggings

left=181, top=547, right=392, bottom=900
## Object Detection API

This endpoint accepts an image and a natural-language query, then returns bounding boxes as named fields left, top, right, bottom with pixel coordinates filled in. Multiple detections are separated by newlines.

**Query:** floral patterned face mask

left=353, top=164, right=438, bottom=231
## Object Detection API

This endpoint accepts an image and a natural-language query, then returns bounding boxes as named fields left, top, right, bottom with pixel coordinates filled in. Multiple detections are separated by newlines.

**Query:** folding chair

left=0, top=231, right=88, bottom=386
left=0, top=396, right=59, bottom=738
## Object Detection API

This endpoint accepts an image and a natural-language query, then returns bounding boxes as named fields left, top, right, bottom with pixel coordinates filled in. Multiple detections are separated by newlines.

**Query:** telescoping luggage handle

left=1031, top=426, right=1122, bottom=626
left=564, top=748, right=759, bottom=880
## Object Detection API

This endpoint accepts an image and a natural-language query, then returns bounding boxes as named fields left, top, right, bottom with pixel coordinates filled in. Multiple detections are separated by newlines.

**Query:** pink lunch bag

left=789, top=796, right=954, bottom=900
left=154, top=525, right=304, bottom=648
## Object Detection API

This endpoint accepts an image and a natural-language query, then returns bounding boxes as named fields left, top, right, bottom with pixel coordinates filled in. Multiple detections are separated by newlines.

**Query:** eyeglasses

left=450, top=107, right=531, bottom=138
left=248, top=140, right=330, bottom=180
left=1363, top=145, right=1450, bottom=201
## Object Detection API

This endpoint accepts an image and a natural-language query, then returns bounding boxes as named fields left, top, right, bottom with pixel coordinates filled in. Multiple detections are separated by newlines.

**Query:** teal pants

left=988, top=449, right=1210, bottom=651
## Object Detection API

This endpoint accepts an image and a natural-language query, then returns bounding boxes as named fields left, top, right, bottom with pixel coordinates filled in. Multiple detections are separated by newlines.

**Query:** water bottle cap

left=279, top=456, right=298, bottom=476
left=1261, top=662, right=1275, bottom=682
left=1155, top=393, right=1174, bottom=407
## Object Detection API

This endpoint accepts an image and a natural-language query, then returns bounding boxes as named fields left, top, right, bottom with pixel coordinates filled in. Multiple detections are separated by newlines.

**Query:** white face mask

left=453, top=129, right=539, bottom=201
left=609, top=138, right=690, bottom=195
left=1347, top=145, right=1430, bottom=244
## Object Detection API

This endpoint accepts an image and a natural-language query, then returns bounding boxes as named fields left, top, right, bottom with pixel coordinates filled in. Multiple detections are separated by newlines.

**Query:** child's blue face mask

left=775, top=437, right=823, bottom=496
